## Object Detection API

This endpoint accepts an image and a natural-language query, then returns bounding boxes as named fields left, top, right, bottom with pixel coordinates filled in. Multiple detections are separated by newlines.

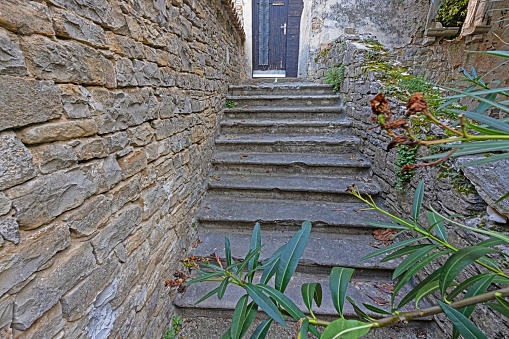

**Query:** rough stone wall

left=311, top=35, right=509, bottom=338
left=0, top=0, right=244, bottom=338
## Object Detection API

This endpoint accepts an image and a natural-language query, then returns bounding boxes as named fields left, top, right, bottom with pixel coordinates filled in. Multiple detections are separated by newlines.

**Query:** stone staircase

left=174, top=82, right=441, bottom=338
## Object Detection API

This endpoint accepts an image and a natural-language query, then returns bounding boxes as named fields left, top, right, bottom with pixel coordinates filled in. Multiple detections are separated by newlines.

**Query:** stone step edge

left=219, top=119, right=351, bottom=126
left=227, top=94, right=340, bottom=100
left=225, top=106, right=344, bottom=113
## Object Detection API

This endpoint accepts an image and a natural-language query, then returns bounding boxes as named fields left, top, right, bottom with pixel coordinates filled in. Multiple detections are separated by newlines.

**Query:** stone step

left=227, top=95, right=340, bottom=108
left=206, top=174, right=379, bottom=203
left=192, top=229, right=399, bottom=272
left=224, top=106, right=345, bottom=120
left=229, top=83, right=334, bottom=96
left=198, top=196, right=384, bottom=234
left=211, top=152, right=372, bottom=177
left=219, top=118, right=352, bottom=135
left=214, top=134, right=360, bottom=154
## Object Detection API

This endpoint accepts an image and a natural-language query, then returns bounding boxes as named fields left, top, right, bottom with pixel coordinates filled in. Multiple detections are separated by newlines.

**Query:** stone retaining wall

left=311, top=34, right=509, bottom=337
left=0, top=0, right=244, bottom=338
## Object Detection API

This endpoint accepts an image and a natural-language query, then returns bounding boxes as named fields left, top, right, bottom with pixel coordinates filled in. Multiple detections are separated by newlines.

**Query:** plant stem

left=308, top=318, right=331, bottom=327
left=421, top=135, right=509, bottom=146
left=422, top=110, right=463, bottom=137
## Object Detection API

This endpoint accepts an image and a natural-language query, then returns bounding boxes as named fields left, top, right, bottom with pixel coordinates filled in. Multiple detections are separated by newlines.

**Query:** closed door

left=253, top=0, right=288, bottom=72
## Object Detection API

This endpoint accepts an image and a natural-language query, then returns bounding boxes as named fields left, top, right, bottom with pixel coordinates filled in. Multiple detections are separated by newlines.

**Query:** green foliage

left=437, top=164, right=476, bottom=195
left=395, top=145, right=418, bottom=188
left=325, top=64, right=345, bottom=93
left=163, top=316, right=184, bottom=339
left=436, top=0, right=469, bottom=27
left=226, top=99, right=236, bottom=109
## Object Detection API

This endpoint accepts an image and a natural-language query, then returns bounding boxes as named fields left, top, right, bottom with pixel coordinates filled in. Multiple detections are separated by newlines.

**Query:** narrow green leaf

left=467, top=122, right=509, bottom=135
left=412, top=180, right=425, bottom=222
left=487, top=295, right=509, bottom=318
left=426, top=211, right=446, bottom=241
left=362, top=303, right=391, bottom=315
left=249, top=319, right=273, bottom=339
left=482, top=50, right=509, bottom=59
left=347, top=296, right=373, bottom=322
left=218, top=278, right=230, bottom=300
left=247, top=223, right=262, bottom=283
left=392, top=244, right=438, bottom=279
left=365, top=221, right=409, bottom=230
left=231, top=295, right=249, bottom=339
left=238, top=244, right=264, bottom=277
left=240, top=302, right=258, bottom=338
left=463, top=111, right=509, bottom=132
left=298, top=319, right=309, bottom=339
left=257, top=284, right=306, bottom=320
left=477, top=237, right=507, bottom=248
left=276, top=221, right=312, bottom=292
left=194, top=286, right=220, bottom=305
left=321, top=319, right=371, bottom=339
left=361, top=237, right=426, bottom=261
left=381, top=244, right=432, bottom=263
left=397, top=268, right=443, bottom=309
left=440, top=140, right=509, bottom=149
left=440, top=247, right=497, bottom=297
left=308, top=325, right=321, bottom=338
left=458, top=152, right=509, bottom=167
left=260, top=244, right=285, bottom=284
left=244, top=283, right=286, bottom=326
left=221, top=327, right=232, bottom=339
left=437, top=300, right=488, bottom=339
left=301, top=283, right=322, bottom=315
left=414, top=280, right=440, bottom=308
left=448, top=274, right=497, bottom=301
left=185, top=271, right=224, bottom=286
left=225, top=237, right=232, bottom=267
left=421, top=144, right=509, bottom=161
left=496, top=191, right=509, bottom=203
left=329, top=267, right=355, bottom=318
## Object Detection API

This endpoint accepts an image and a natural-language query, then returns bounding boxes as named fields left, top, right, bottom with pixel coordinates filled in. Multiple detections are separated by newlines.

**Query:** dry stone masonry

left=0, top=0, right=244, bottom=338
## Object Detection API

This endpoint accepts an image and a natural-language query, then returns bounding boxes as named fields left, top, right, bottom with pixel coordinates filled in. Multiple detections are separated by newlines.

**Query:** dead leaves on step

left=372, top=228, right=397, bottom=242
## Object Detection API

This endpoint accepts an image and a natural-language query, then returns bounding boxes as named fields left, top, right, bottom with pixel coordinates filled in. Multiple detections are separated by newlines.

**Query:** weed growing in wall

left=162, top=316, right=184, bottom=339
left=225, top=99, right=236, bottom=109
left=395, top=145, right=418, bottom=189
left=324, top=64, right=345, bottom=93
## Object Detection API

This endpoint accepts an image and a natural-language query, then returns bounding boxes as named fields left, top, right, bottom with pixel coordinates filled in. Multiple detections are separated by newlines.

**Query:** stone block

left=57, top=84, right=95, bottom=119
left=133, top=60, right=162, bottom=86
left=106, top=32, right=145, bottom=59
left=21, top=36, right=115, bottom=86
left=0, top=28, right=27, bottom=75
left=18, top=119, right=98, bottom=145
left=0, top=76, right=62, bottom=131
left=108, top=174, right=142, bottom=213
left=127, top=122, right=154, bottom=146
left=73, top=132, right=129, bottom=161
left=0, top=217, right=20, bottom=244
left=63, top=195, right=112, bottom=237
left=91, top=204, right=142, bottom=263
left=0, top=193, right=11, bottom=216
left=0, top=132, right=38, bottom=191
left=82, top=155, right=123, bottom=194
left=30, top=143, right=78, bottom=174
left=51, top=7, right=107, bottom=48
left=140, top=184, right=168, bottom=220
left=0, top=0, right=54, bottom=36
left=90, top=87, right=159, bottom=134
left=0, top=295, right=13, bottom=329
left=12, top=303, right=65, bottom=339
left=115, top=58, right=137, bottom=86
left=117, top=149, right=147, bottom=180
left=85, top=278, right=119, bottom=339
left=12, top=242, right=96, bottom=330
left=0, top=222, right=71, bottom=296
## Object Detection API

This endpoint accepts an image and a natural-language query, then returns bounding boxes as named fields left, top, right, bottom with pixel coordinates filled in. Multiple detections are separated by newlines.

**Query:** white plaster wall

left=242, top=0, right=253, bottom=78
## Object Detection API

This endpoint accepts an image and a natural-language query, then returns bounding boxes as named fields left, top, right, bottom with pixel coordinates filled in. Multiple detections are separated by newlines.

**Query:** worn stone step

left=198, top=196, right=384, bottom=233
left=224, top=106, right=345, bottom=120
left=174, top=271, right=427, bottom=321
left=211, top=152, right=372, bottom=177
left=229, top=83, right=334, bottom=96
left=206, top=174, right=379, bottom=203
left=219, top=118, right=352, bottom=135
left=214, top=134, right=360, bottom=154
left=227, top=95, right=340, bottom=108
left=192, top=229, right=398, bottom=272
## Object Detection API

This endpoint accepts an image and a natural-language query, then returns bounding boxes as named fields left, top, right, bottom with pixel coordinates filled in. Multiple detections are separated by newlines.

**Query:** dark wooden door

left=253, top=0, right=289, bottom=73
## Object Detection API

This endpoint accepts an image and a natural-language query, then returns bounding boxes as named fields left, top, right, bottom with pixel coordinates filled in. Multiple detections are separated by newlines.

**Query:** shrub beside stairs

left=174, top=82, right=443, bottom=338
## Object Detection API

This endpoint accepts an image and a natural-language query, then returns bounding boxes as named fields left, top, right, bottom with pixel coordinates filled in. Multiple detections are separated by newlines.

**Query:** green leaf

left=364, top=221, right=409, bottom=230
left=448, top=274, right=497, bottom=301
left=381, top=244, right=434, bottom=263
left=247, top=223, right=262, bottom=283
left=393, top=245, right=439, bottom=279
left=414, top=280, right=440, bottom=308
left=458, top=152, right=509, bottom=167
left=477, top=237, right=507, bottom=248
left=185, top=271, right=224, bottom=286
left=218, top=278, right=230, bottom=300
left=426, top=211, right=446, bottom=241
left=249, top=319, right=273, bottom=339
left=362, top=303, right=391, bottom=315
left=462, top=111, right=509, bottom=132
left=496, top=191, right=509, bottom=203
left=321, top=319, right=371, bottom=339
left=276, top=221, right=312, bottom=292
left=256, top=284, right=306, bottom=321
left=361, top=237, right=426, bottom=261
left=487, top=295, right=509, bottom=318
left=297, top=318, right=309, bottom=339
left=260, top=244, right=285, bottom=284
left=437, top=300, right=488, bottom=339
left=412, top=180, right=425, bottom=222
left=221, top=327, right=232, bottom=339
left=347, top=296, right=373, bottom=322
left=397, top=268, right=442, bottom=309
left=301, top=283, right=322, bottom=316
left=225, top=237, right=233, bottom=267
left=244, top=283, right=286, bottom=326
left=238, top=244, right=264, bottom=277
left=475, top=92, right=499, bottom=115
left=329, top=267, right=355, bottom=318
left=231, top=295, right=248, bottom=339
left=482, top=50, right=509, bottom=59
left=466, top=122, right=509, bottom=135
left=443, top=86, right=509, bottom=100
left=240, top=302, right=258, bottom=338
left=194, top=286, right=220, bottom=305
left=440, top=247, right=497, bottom=297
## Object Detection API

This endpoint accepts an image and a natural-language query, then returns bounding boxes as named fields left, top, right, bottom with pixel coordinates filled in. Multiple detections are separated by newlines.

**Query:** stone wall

left=311, top=34, right=509, bottom=338
left=0, top=0, right=244, bottom=338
